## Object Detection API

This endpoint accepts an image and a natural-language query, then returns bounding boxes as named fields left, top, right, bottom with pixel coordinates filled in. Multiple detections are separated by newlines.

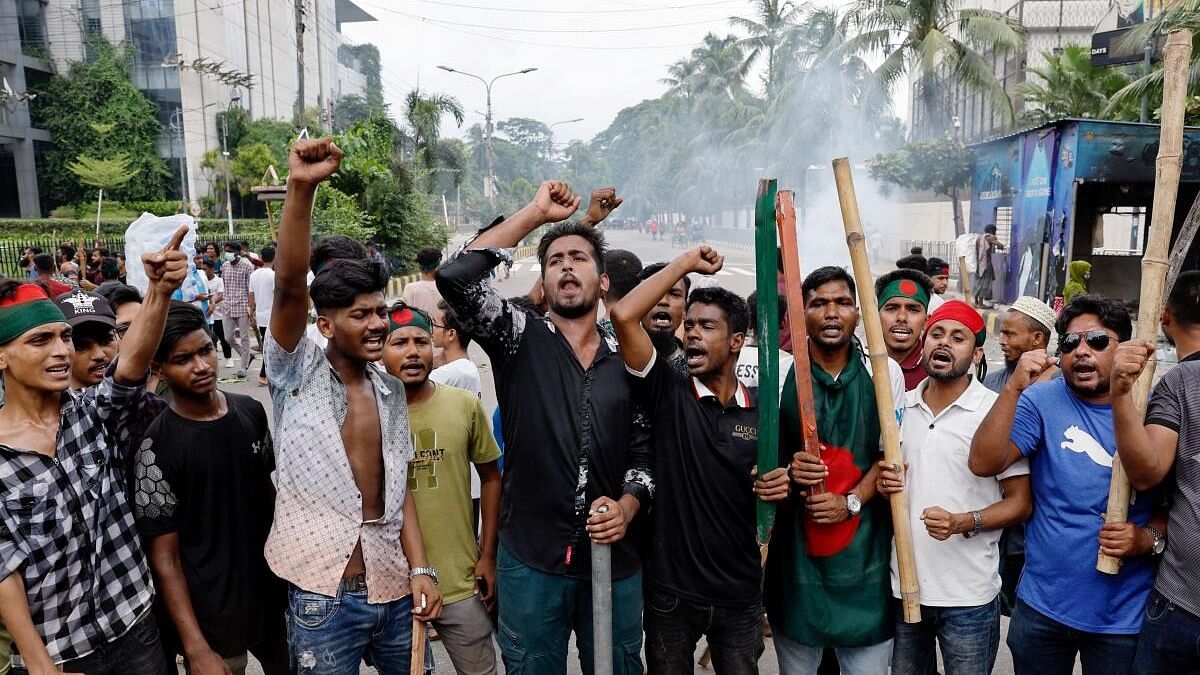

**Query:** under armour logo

left=61, top=292, right=96, bottom=313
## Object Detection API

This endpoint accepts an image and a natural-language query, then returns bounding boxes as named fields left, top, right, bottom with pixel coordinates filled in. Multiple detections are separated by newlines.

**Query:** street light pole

left=547, top=118, right=583, bottom=178
left=222, top=93, right=241, bottom=237
left=437, top=65, right=537, bottom=204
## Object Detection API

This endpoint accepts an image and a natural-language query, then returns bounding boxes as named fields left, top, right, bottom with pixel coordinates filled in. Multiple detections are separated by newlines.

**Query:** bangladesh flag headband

left=0, top=284, right=67, bottom=344
left=388, top=305, right=432, bottom=334
left=878, top=277, right=930, bottom=310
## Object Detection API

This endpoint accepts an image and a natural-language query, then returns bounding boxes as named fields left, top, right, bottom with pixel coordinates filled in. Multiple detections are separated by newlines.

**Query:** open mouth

left=650, top=311, right=673, bottom=330
left=1071, top=362, right=1098, bottom=379
left=46, top=364, right=69, bottom=377
left=928, top=349, right=954, bottom=366
left=889, top=325, right=913, bottom=339
left=401, top=362, right=426, bottom=376
left=685, top=346, right=706, bottom=366
left=819, top=322, right=843, bottom=338
left=89, top=362, right=110, bottom=376
left=364, top=334, right=385, bottom=349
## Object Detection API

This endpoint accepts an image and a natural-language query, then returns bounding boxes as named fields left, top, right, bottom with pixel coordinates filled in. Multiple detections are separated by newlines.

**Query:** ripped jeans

left=287, top=583, right=415, bottom=675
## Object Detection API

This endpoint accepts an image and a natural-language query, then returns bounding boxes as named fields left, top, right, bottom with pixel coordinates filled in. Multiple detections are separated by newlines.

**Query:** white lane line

left=509, top=264, right=522, bottom=272
left=728, top=267, right=755, bottom=276
left=529, top=264, right=540, bottom=272
left=715, top=269, right=732, bottom=276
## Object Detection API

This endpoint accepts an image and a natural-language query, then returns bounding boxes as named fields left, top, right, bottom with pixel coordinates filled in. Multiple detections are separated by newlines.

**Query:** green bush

left=0, top=218, right=272, bottom=239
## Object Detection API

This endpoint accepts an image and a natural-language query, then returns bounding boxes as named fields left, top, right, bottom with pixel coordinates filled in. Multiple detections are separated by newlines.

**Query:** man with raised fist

left=266, top=138, right=441, bottom=674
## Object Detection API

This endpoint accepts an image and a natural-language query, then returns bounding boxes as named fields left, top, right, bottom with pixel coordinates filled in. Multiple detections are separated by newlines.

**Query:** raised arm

left=271, top=138, right=342, bottom=351
left=467, top=184, right=621, bottom=251
left=969, top=349, right=1056, bottom=476
left=115, top=226, right=188, bottom=385
left=610, top=245, right=723, bottom=373
left=1111, top=339, right=1180, bottom=490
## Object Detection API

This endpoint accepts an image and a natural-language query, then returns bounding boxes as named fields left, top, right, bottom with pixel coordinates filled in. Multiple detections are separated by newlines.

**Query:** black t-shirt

left=133, top=392, right=284, bottom=657
left=632, top=355, right=761, bottom=606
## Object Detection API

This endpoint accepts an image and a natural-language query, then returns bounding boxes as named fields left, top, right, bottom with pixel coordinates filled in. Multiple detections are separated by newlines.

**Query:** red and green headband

left=878, top=277, right=930, bottom=310
left=926, top=299, right=986, bottom=347
left=388, top=305, right=432, bottom=334
left=0, top=284, right=66, bottom=344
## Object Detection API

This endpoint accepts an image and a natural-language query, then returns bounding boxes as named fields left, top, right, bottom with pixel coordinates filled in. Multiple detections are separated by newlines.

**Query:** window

left=17, top=0, right=48, bottom=58
left=993, top=206, right=1013, bottom=247
left=1093, top=207, right=1145, bottom=256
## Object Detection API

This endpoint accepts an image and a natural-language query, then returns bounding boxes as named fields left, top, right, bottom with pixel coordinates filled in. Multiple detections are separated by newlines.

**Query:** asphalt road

left=221, top=228, right=1067, bottom=674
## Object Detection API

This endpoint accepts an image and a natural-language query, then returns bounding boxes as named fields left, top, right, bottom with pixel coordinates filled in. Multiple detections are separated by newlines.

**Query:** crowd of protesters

left=1, top=136, right=1199, bottom=675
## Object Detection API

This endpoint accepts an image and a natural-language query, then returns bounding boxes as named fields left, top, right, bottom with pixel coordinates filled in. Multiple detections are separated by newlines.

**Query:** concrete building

left=909, top=0, right=1113, bottom=142
left=0, top=0, right=376, bottom=217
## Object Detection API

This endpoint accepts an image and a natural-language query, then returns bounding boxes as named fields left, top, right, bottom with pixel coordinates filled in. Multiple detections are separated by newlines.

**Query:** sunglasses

left=1059, top=330, right=1112, bottom=355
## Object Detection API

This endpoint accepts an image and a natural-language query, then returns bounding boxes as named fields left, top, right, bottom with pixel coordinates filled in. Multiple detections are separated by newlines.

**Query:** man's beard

left=1066, top=375, right=1110, bottom=397
left=927, top=360, right=972, bottom=381
left=549, top=295, right=598, bottom=319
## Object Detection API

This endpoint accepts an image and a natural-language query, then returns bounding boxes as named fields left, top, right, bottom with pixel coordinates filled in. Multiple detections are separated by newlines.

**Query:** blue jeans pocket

left=1144, top=591, right=1170, bottom=623
left=290, top=589, right=341, bottom=630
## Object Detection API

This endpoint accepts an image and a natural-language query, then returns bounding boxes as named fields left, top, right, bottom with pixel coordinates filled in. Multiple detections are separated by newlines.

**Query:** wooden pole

left=959, top=255, right=973, bottom=302
left=832, top=158, right=921, bottom=623
left=1165, top=183, right=1200, bottom=296
left=410, top=615, right=427, bottom=675
left=1099, top=28, right=1193, bottom=574
left=754, top=178, right=781, bottom=545
left=776, top=190, right=824, bottom=493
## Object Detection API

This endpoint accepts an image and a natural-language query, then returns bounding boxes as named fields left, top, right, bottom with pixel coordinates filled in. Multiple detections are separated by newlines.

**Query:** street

left=212, top=229, right=1068, bottom=674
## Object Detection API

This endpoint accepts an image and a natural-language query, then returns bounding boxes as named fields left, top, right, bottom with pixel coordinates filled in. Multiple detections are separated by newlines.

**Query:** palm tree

left=1104, top=2, right=1200, bottom=119
left=853, top=0, right=1024, bottom=139
left=401, top=88, right=465, bottom=187
left=688, top=33, right=753, bottom=101
left=1017, top=45, right=1135, bottom=123
left=729, top=0, right=805, bottom=95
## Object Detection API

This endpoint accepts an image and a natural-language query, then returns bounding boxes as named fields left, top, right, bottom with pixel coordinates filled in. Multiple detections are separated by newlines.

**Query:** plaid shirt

left=0, top=374, right=156, bottom=664
left=220, top=257, right=252, bottom=319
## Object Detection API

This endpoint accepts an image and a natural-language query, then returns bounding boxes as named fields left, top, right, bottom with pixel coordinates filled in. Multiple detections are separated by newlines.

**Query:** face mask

left=223, top=252, right=235, bottom=262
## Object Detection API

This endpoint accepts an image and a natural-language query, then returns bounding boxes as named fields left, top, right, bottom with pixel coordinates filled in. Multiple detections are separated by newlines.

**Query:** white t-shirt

left=735, top=345, right=794, bottom=403
left=430, top=357, right=482, bottom=398
left=248, top=267, right=276, bottom=328
left=890, top=377, right=1030, bottom=607
left=206, top=275, right=225, bottom=324
left=430, top=357, right=485, bottom=498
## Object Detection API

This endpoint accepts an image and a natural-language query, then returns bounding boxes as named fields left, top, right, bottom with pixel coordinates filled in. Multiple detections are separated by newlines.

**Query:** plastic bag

left=124, top=212, right=201, bottom=299
left=956, top=233, right=979, bottom=275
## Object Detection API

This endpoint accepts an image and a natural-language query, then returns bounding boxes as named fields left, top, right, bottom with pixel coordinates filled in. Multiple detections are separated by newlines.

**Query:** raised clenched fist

left=288, top=138, right=343, bottom=186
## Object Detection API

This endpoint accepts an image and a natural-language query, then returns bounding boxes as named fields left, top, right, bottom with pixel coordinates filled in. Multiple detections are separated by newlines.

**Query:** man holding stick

left=875, top=269, right=935, bottom=391
left=610, top=246, right=789, bottom=673
left=765, top=266, right=904, bottom=675
left=436, top=182, right=653, bottom=675
left=877, top=300, right=1032, bottom=674
left=970, top=294, right=1164, bottom=674
left=1108, top=271, right=1200, bottom=673
left=268, top=138, right=441, bottom=674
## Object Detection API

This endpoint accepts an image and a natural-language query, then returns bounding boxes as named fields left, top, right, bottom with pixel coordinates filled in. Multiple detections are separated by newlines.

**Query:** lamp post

left=222, top=92, right=241, bottom=237
left=547, top=117, right=583, bottom=177
left=437, top=65, right=537, bottom=203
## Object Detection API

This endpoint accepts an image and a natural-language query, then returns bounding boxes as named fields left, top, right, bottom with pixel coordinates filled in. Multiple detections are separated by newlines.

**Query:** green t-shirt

left=407, top=384, right=502, bottom=604
left=0, top=619, right=9, bottom=674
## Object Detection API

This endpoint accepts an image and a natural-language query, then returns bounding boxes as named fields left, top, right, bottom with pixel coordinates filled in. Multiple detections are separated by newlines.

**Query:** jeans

left=433, top=595, right=498, bottom=675
left=1008, top=598, right=1139, bottom=675
left=286, top=583, right=415, bottom=675
left=770, top=628, right=892, bottom=675
left=891, top=598, right=1000, bottom=675
left=496, top=544, right=643, bottom=675
left=1134, top=589, right=1200, bottom=674
left=644, top=589, right=763, bottom=675
left=256, top=326, right=268, bottom=378
left=12, top=614, right=169, bottom=675
left=223, top=314, right=252, bottom=373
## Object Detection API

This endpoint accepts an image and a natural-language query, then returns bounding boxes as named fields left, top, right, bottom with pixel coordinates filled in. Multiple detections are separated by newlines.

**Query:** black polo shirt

left=437, top=249, right=654, bottom=581
left=630, top=353, right=760, bottom=606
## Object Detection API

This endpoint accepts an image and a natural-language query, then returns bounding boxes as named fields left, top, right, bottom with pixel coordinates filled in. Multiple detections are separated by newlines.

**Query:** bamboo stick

left=959, top=255, right=973, bottom=302
left=411, top=616, right=427, bottom=675
left=1099, top=28, right=1193, bottom=574
left=832, top=158, right=921, bottom=623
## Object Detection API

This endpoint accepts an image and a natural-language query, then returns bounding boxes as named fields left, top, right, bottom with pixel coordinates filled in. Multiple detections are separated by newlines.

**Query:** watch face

left=846, top=494, right=862, bottom=516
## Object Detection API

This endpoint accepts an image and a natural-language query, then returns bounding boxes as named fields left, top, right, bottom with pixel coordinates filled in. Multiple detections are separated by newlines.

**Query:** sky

left=340, top=0, right=903, bottom=144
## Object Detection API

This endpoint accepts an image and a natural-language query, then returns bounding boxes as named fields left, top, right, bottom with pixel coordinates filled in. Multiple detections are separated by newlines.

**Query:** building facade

left=909, top=0, right=1113, bottom=142
left=0, top=0, right=375, bottom=217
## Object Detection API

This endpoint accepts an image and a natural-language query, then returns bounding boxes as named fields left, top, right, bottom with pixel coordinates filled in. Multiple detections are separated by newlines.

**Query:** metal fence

left=0, top=235, right=277, bottom=279
left=901, top=239, right=960, bottom=278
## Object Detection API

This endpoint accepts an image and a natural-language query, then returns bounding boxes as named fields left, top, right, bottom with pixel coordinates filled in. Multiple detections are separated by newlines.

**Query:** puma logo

left=1060, top=426, right=1113, bottom=468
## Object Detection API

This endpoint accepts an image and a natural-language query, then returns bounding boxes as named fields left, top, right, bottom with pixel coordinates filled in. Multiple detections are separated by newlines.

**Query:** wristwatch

left=845, top=493, right=862, bottom=518
left=411, top=566, right=439, bottom=584
left=962, top=510, right=984, bottom=539
left=1146, top=526, right=1166, bottom=556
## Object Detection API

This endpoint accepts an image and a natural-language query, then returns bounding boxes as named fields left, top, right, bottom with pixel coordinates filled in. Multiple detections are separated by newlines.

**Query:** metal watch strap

left=411, top=566, right=439, bottom=583
left=963, top=510, right=983, bottom=538
left=1146, top=526, right=1165, bottom=555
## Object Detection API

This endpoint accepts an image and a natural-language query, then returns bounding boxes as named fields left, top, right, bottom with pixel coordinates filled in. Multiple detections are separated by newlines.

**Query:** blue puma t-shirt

left=1010, top=378, right=1156, bottom=634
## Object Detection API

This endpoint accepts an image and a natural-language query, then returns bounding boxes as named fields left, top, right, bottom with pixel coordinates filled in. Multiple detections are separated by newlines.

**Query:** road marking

left=510, top=264, right=522, bottom=272
left=529, top=263, right=540, bottom=272
left=715, top=269, right=732, bottom=276
left=728, top=267, right=755, bottom=276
